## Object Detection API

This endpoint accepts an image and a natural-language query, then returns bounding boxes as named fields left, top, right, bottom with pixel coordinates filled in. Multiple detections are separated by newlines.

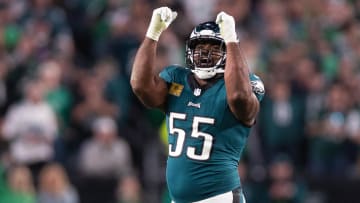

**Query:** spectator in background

left=238, top=161, right=268, bottom=203
left=267, top=155, right=307, bottom=203
left=115, top=175, right=142, bottom=203
left=214, top=0, right=252, bottom=40
left=6, top=32, right=38, bottom=105
left=305, top=72, right=326, bottom=124
left=1, top=79, right=58, bottom=181
left=0, top=1, right=23, bottom=54
left=259, top=80, right=305, bottom=167
left=37, top=163, right=79, bottom=203
left=37, top=59, right=74, bottom=164
left=72, top=72, right=118, bottom=140
left=4, top=0, right=73, bottom=105
left=75, top=116, right=134, bottom=203
left=24, top=0, right=71, bottom=36
left=0, top=60, right=8, bottom=113
left=77, top=116, right=133, bottom=179
left=106, top=0, right=151, bottom=76
left=38, top=59, right=73, bottom=132
left=182, top=0, right=216, bottom=25
left=258, top=0, right=292, bottom=64
left=307, top=83, right=358, bottom=178
left=0, top=165, right=37, bottom=203
left=97, top=57, right=132, bottom=126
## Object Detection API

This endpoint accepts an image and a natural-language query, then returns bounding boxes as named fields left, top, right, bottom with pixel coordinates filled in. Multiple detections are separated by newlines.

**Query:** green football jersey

left=159, top=65, right=264, bottom=203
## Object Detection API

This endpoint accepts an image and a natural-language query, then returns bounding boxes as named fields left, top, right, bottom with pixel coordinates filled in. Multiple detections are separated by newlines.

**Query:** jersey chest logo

left=187, top=101, right=201, bottom=108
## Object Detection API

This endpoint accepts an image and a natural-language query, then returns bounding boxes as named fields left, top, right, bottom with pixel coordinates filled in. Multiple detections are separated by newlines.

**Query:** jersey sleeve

left=250, top=73, right=265, bottom=102
left=159, top=65, right=190, bottom=85
left=159, top=66, right=178, bottom=83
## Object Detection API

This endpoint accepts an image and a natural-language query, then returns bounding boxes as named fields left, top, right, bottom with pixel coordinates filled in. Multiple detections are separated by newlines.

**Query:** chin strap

left=192, top=67, right=224, bottom=79
left=191, top=56, right=225, bottom=79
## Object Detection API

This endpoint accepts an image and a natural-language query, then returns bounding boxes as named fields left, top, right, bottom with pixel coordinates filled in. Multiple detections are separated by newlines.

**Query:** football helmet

left=185, top=21, right=226, bottom=79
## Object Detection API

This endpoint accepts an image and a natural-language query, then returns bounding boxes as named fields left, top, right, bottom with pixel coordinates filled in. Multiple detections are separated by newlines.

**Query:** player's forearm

left=130, top=38, right=168, bottom=108
left=130, top=38, right=158, bottom=93
left=225, top=43, right=252, bottom=101
left=225, top=43, right=259, bottom=124
left=131, top=7, right=177, bottom=109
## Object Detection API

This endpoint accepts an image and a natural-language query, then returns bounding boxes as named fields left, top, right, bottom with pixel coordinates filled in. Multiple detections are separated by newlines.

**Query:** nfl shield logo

left=194, top=88, right=201, bottom=96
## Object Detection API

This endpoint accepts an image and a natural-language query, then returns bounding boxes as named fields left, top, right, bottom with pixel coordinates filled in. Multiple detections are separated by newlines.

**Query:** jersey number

left=169, top=112, right=215, bottom=160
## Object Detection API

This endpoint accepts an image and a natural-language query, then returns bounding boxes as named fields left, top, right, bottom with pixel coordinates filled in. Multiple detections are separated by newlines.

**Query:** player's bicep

left=230, top=77, right=265, bottom=126
left=133, top=75, right=168, bottom=109
left=153, top=76, right=169, bottom=109
left=228, top=93, right=260, bottom=127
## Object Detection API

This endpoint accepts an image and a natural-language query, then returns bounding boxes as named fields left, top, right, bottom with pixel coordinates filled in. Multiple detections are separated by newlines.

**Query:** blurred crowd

left=0, top=0, right=360, bottom=202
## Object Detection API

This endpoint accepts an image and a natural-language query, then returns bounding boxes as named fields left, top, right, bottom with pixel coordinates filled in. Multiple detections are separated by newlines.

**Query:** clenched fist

left=215, top=12, right=238, bottom=43
left=146, top=7, right=177, bottom=41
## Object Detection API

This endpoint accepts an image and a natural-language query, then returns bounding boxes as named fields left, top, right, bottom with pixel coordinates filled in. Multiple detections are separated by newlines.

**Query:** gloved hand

left=146, top=7, right=177, bottom=41
left=215, top=11, right=238, bottom=43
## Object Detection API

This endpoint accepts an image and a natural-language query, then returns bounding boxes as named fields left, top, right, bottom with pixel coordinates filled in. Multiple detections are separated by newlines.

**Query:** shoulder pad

left=250, top=74, right=265, bottom=101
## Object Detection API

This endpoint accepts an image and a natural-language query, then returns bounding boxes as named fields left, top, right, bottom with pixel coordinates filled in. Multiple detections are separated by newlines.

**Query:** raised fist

left=146, top=7, right=177, bottom=41
left=215, top=11, right=238, bottom=43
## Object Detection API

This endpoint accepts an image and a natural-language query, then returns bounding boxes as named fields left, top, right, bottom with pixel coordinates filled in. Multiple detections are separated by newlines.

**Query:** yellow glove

left=215, top=11, right=238, bottom=43
left=146, top=7, right=177, bottom=41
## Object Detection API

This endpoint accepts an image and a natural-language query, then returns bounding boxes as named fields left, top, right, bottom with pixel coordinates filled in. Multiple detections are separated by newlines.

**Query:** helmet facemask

left=185, top=22, right=226, bottom=80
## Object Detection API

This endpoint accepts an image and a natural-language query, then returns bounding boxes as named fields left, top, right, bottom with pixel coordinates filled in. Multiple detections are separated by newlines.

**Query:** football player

left=131, top=7, right=264, bottom=203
